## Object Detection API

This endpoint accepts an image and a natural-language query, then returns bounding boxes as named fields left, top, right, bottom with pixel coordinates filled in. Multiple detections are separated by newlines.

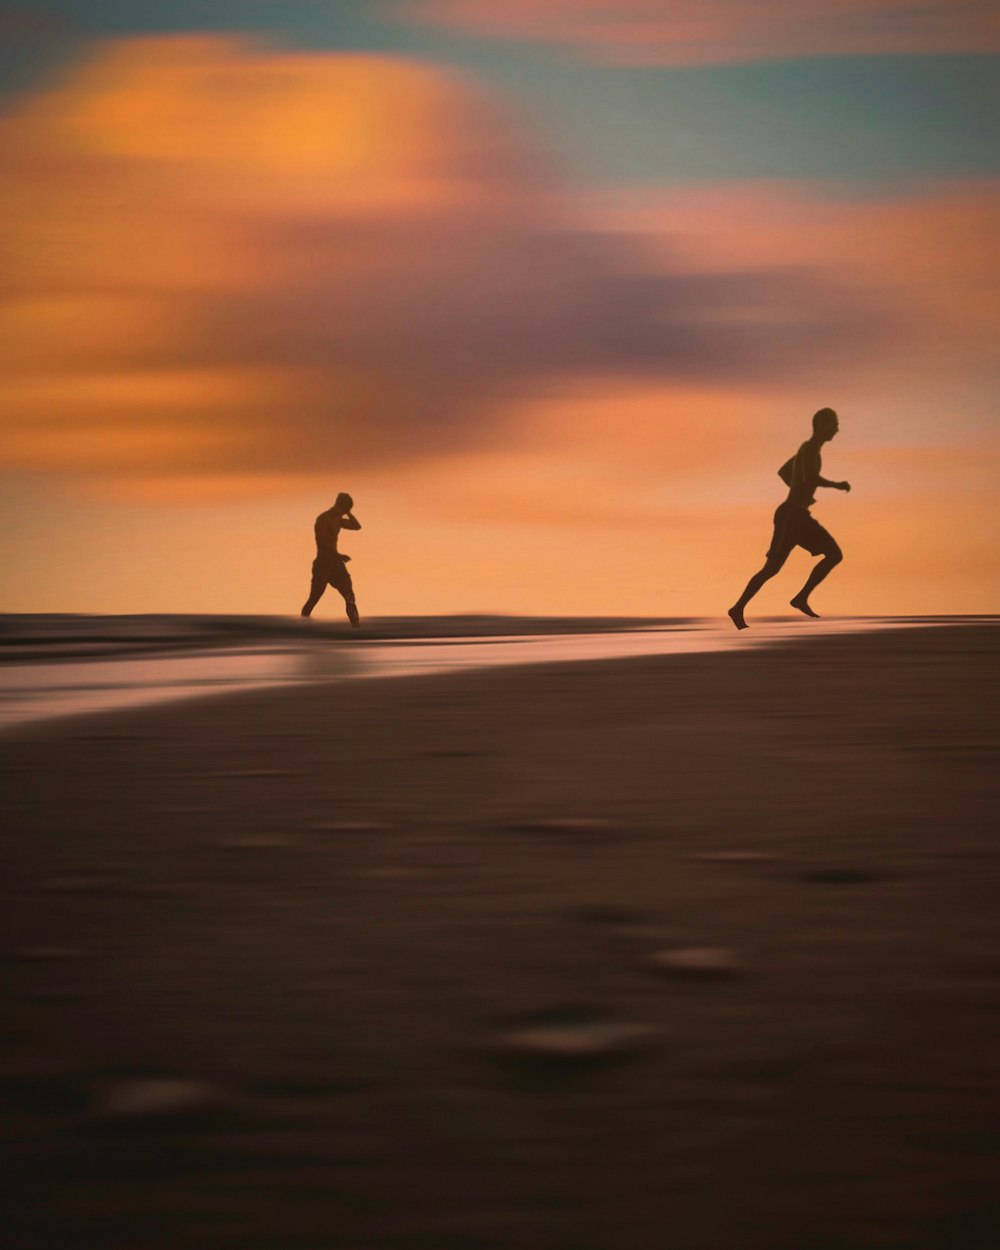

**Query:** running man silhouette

left=301, top=492, right=362, bottom=626
left=729, top=408, right=850, bottom=630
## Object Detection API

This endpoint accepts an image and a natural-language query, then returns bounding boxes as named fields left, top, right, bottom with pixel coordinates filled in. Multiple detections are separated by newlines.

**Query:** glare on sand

left=0, top=615, right=950, bottom=729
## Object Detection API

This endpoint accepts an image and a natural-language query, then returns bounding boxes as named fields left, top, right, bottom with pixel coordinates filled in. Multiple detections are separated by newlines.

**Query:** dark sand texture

left=3, top=625, right=999, bottom=1249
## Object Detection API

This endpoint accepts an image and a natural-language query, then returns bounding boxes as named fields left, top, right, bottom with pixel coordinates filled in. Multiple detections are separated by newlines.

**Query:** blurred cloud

left=0, top=34, right=889, bottom=491
left=400, top=0, right=1000, bottom=65
left=0, top=3, right=69, bottom=37
left=591, top=180, right=1000, bottom=373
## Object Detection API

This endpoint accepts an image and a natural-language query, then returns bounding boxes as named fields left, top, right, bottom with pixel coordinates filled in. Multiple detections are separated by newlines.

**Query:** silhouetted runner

left=301, top=492, right=362, bottom=626
left=729, top=408, right=850, bottom=630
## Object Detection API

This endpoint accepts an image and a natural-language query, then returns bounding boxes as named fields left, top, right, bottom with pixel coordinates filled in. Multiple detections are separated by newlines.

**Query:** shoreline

left=2, top=610, right=991, bottom=664
left=1, top=615, right=992, bottom=734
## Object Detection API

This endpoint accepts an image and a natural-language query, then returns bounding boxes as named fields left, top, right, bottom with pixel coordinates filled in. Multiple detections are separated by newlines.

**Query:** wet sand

left=3, top=624, right=999, bottom=1249
left=0, top=613, right=918, bottom=729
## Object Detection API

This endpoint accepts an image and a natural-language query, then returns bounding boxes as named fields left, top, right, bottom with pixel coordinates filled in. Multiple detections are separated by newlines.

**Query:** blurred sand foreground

left=3, top=624, right=998, bottom=1250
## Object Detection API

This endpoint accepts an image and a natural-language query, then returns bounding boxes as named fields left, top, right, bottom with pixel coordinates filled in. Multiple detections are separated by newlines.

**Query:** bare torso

left=785, top=440, right=821, bottom=509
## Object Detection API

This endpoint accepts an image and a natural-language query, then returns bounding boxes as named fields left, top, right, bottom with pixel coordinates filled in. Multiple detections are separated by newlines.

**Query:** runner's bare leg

left=790, top=546, right=843, bottom=618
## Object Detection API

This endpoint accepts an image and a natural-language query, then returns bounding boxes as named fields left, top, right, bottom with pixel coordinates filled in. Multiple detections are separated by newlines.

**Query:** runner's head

left=334, top=492, right=353, bottom=514
left=812, top=407, right=839, bottom=441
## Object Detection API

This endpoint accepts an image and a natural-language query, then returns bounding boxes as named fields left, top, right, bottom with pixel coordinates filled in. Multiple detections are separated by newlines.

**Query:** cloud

left=589, top=179, right=1000, bottom=383
left=400, top=0, right=1000, bottom=65
left=0, top=35, right=887, bottom=489
left=0, top=3, right=74, bottom=39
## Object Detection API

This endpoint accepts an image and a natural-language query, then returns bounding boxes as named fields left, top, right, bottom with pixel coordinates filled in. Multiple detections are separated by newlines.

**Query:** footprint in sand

left=646, top=947, right=747, bottom=980
left=495, top=1006, right=657, bottom=1069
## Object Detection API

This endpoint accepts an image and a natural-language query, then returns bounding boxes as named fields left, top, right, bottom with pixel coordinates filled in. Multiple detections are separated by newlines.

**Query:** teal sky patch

left=2, top=1, right=997, bottom=188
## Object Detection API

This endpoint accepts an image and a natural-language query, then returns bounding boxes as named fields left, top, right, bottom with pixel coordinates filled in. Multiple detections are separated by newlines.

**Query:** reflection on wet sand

left=0, top=616, right=988, bottom=729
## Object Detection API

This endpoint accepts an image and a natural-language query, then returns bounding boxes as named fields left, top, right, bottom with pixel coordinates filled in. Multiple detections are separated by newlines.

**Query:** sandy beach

left=3, top=622, right=999, bottom=1249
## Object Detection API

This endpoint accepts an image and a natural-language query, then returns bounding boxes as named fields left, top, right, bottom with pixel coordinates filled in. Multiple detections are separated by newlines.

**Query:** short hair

left=334, top=492, right=353, bottom=511
left=812, top=407, right=837, bottom=431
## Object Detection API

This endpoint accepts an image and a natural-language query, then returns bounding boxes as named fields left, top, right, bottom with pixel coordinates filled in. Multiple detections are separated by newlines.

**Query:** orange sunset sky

left=1, top=2, right=997, bottom=618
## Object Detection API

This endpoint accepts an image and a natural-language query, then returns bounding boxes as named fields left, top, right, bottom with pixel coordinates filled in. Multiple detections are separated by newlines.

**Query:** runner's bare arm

left=816, top=473, right=851, bottom=492
left=794, top=444, right=849, bottom=492
left=341, top=513, right=361, bottom=530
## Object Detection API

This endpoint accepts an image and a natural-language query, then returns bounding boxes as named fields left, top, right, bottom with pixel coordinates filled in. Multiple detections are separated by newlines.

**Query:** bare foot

left=790, top=597, right=820, bottom=619
left=728, top=605, right=748, bottom=631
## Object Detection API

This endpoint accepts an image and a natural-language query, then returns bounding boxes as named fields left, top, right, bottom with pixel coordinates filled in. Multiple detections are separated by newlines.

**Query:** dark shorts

left=311, top=555, right=354, bottom=597
left=766, top=503, right=838, bottom=562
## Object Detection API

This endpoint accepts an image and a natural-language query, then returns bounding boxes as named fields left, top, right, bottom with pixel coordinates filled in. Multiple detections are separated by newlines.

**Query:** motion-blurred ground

left=2, top=625, right=998, bottom=1249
